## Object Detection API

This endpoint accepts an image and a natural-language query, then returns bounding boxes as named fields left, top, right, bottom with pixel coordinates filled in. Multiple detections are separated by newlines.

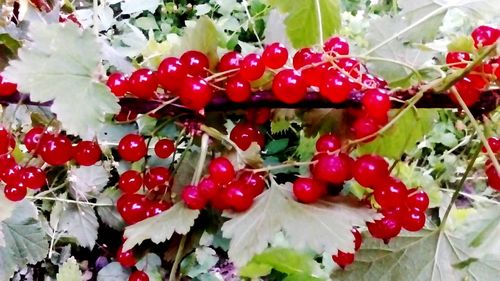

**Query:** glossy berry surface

left=0, top=127, right=15, bottom=154
left=208, top=157, right=235, bottom=185
left=482, top=137, right=500, bottom=153
left=144, top=167, right=171, bottom=191
left=179, top=76, right=213, bottom=110
left=119, top=170, right=143, bottom=194
left=128, top=68, right=158, bottom=99
left=406, top=190, right=429, bottom=211
left=239, top=171, right=266, bottom=198
left=311, top=153, right=353, bottom=185
left=218, top=51, right=243, bottom=72
left=180, top=50, right=209, bottom=76
left=262, top=42, right=288, bottom=69
left=0, top=75, right=17, bottom=96
left=157, top=57, right=187, bottom=92
left=4, top=185, right=27, bottom=201
left=224, top=181, right=254, bottom=212
left=373, top=177, right=408, bottom=209
left=367, top=214, right=402, bottom=241
left=292, top=177, right=327, bottom=203
left=239, top=53, right=265, bottom=81
left=230, top=123, right=265, bottom=150
left=182, top=185, right=207, bottom=210
left=362, top=89, right=391, bottom=119
left=324, top=36, right=349, bottom=55
left=316, top=133, right=341, bottom=153
left=129, top=270, right=149, bottom=281
left=226, top=76, right=251, bottom=102
left=352, top=154, right=389, bottom=188
left=146, top=200, right=171, bottom=218
left=449, top=76, right=481, bottom=107
left=352, top=116, right=380, bottom=141
left=154, top=139, right=175, bottom=158
left=39, top=134, right=73, bottom=166
left=320, top=72, right=352, bottom=103
left=471, top=25, right=500, bottom=48
left=272, top=69, right=307, bottom=104
left=116, top=246, right=137, bottom=267
left=197, top=177, right=220, bottom=200
left=293, top=48, right=320, bottom=69
left=486, top=165, right=499, bottom=191
left=402, top=208, right=426, bottom=231
left=74, top=141, right=101, bottom=166
left=446, top=52, right=471, bottom=69
left=118, top=134, right=147, bottom=162
left=332, top=251, right=354, bottom=269
left=106, top=72, right=129, bottom=97
left=21, top=167, right=46, bottom=190
left=117, top=194, right=148, bottom=225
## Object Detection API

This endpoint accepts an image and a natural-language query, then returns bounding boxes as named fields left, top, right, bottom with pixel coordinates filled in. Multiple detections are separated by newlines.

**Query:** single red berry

left=21, top=167, right=46, bottom=190
left=449, top=76, right=481, bottom=107
left=180, top=50, right=209, bottom=77
left=467, top=74, right=488, bottom=90
left=39, top=134, right=73, bottom=166
left=486, top=165, right=500, bottom=191
left=352, top=228, right=362, bottom=251
left=129, top=270, right=149, bottom=281
left=114, top=108, right=138, bottom=122
left=332, top=251, right=354, bottom=269
left=293, top=48, right=320, bottom=69
left=197, top=177, right=221, bottom=200
left=324, top=36, right=349, bottom=55
left=352, top=116, right=380, bottom=142
left=179, top=76, right=213, bottom=111
left=353, top=154, right=389, bottom=188
left=320, top=71, right=352, bottom=103
left=157, top=57, right=187, bottom=92
left=226, top=76, right=251, bottom=102
left=145, top=200, right=171, bottom=218
left=336, top=58, right=362, bottom=78
left=483, top=137, right=500, bottom=153
left=4, top=185, right=27, bottom=201
left=239, top=53, right=265, bottom=81
left=303, top=62, right=330, bottom=87
left=0, top=162, right=20, bottom=185
left=106, top=72, right=129, bottom=97
left=154, top=139, right=175, bottom=158
left=119, top=170, right=143, bottom=194
left=272, top=69, right=307, bottom=104
left=311, top=153, right=353, bottom=185
left=402, top=208, right=426, bottom=231
left=224, top=181, right=254, bottom=212
left=0, top=74, right=17, bottom=97
left=0, top=126, right=15, bottom=155
left=362, top=89, right=391, bottom=120
left=182, top=185, right=207, bottom=210
left=144, top=167, right=171, bottom=192
left=73, top=141, right=101, bottom=166
left=209, top=157, right=235, bottom=185
left=373, top=177, right=408, bottom=209
left=218, top=51, right=243, bottom=73
left=116, top=245, right=137, bottom=267
left=23, top=127, right=47, bottom=153
left=128, top=68, right=158, bottom=99
left=406, top=190, right=429, bottom=211
left=230, top=123, right=265, bottom=150
left=316, top=133, right=341, bottom=153
left=239, top=171, right=266, bottom=198
left=471, top=25, right=500, bottom=48
left=118, top=134, right=147, bottom=162
left=361, top=73, right=387, bottom=89
left=0, top=153, right=16, bottom=179
left=262, top=42, right=288, bottom=69
left=446, top=52, right=471, bottom=69
left=366, top=213, right=402, bottom=241
left=117, top=194, right=149, bottom=225
left=292, top=177, right=327, bottom=203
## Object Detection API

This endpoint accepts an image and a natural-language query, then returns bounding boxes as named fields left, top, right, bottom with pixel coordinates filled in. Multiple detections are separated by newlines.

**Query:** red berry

left=179, top=76, right=213, bottom=110
left=182, top=185, right=207, bottom=210
left=373, top=177, right=407, bottom=209
left=471, top=25, right=500, bottom=48
left=0, top=154, right=16, bottom=178
left=119, top=170, right=143, bottom=194
left=226, top=76, right=251, bottom=102
left=224, top=181, right=254, bottom=212
left=446, top=52, right=471, bottom=69
left=336, top=58, right=362, bottom=78
left=316, top=133, right=341, bottom=153
left=230, top=123, right=265, bottom=150
left=74, top=141, right=101, bottom=166
left=106, top=72, right=129, bottom=97
left=0, top=74, right=17, bottom=96
left=406, top=190, right=429, bottom=211
left=245, top=108, right=271, bottom=126
left=240, top=54, right=265, bottom=81
left=23, top=127, right=46, bottom=153
left=239, top=171, right=266, bottom=198
left=129, top=270, right=149, bottom=281
left=272, top=69, right=307, bottom=104
left=114, top=108, right=138, bottom=122
left=21, top=167, right=46, bottom=190
left=197, top=177, right=221, bottom=200
left=352, top=116, right=380, bottom=141
left=39, top=134, right=73, bottom=166
left=218, top=51, right=243, bottom=73
left=449, top=76, right=481, bottom=107
left=324, top=36, right=349, bottom=55
left=332, top=251, right=354, bottom=269
left=145, top=200, right=171, bottom=218
left=352, top=228, right=362, bottom=251
left=292, top=177, right=327, bottom=203
left=4, top=185, right=27, bottom=201
left=361, top=73, right=387, bottom=89
left=144, top=167, right=171, bottom=192
left=311, top=153, right=353, bottom=185
left=180, top=50, right=209, bottom=77
left=154, top=139, right=175, bottom=158
left=0, top=163, right=20, bottom=185
left=362, top=89, right=391, bottom=120
left=352, top=155, right=389, bottom=188
left=157, top=57, right=187, bottom=92
left=208, top=157, right=235, bottom=185
left=128, top=68, right=158, bottom=99
left=402, top=208, right=426, bottom=231
left=486, top=165, right=500, bottom=191
left=320, top=72, right=352, bottom=103
left=117, top=194, right=149, bottom=225
left=293, top=48, right=320, bottom=69
left=367, top=214, right=402, bottom=241
left=262, top=42, right=288, bottom=69
left=483, top=137, right=500, bottom=153
left=0, top=126, right=15, bottom=155
left=116, top=245, right=137, bottom=267
left=118, top=134, right=147, bottom=162
left=303, top=62, right=330, bottom=87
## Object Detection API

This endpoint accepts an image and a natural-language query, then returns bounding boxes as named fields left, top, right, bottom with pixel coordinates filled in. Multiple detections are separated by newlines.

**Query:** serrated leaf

left=0, top=201, right=49, bottom=280
left=294, top=133, right=319, bottom=162
left=357, top=109, right=437, bottom=159
left=58, top=204, right=99, bottom=249
left=96, top=188, right=125, bottom=231
left=136, top=253, right=162, bottom=281
left=69, top=165, right=111, bottom=200
left=3, top=23, right=120, bottom=139
left=269, top=0, right=341, bottom=48
left=123, top=202, right=200, bottom=251
left=302, top=109, right=342, bottom=137
left=271, top=119, right=291, bottom=134
left=222, top=180, right=380, bottom=266
left=56, top=257, right=82, bottom=281
left=97, top=262, right=131, bottom=281
left=458, top=205, right=500, bottom=254
left=265, top=139, right=289, bottom=155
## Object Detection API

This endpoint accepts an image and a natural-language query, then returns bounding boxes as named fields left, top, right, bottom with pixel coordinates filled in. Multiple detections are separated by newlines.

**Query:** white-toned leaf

left=56, top=257, right=82, bottom=281
left=97, top=262, right=131, bottom=281
left=58, top=204, right=99, bottom=249
left=121, top=0, right=161, bottom=14
left=69, top=165, right=111, bottom=200
left=136, top=253, right=162, bottom=281
left=96, top=188, right=125, bottom=231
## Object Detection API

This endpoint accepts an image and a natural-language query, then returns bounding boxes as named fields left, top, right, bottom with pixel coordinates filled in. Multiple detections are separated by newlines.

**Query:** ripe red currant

left=352, top=154, right=389, bottom=188
left=446, top=52, right=471, bottom=69
left=218, top=51, right=243, bottom=73
left=224, top=181, right=254, bottom=212
left=293, top=48, right=320, bottom=69
left=118, top=134, right=147, bottom=162
left=128, top=68, right=158, bottom=99
left=4, top=185, right=27, bottom=201
left=315, top=133, right=341, bottom=153
left=157, top=57, right=187, bottom=92
left=361, top=89, right=391, bottom=120
left=292, top=177, right=327, bottom=203
left=154, top=139, right=175, bottom=159
left=21, top=167, right=46, bottom=190
left=406, top=190, right=429, bottom=211
left=402, top=208, right=426, bottom=231
left=144, top=167, right=171, bottom=191
left=245, top=108, right=271, bottom=126
left=182, top=185, right=207, bottom=210
left=119, top=170, right=143, bottom=194
left=449, top=76, right=481, bottom=107
left=332, top=251, right=354, bottom=269
left=367, top=213, right=402, bottom=241
left=179, top=76, right=213, bottom=111
left=0, top=126, right=15, bottom=155
left=39, top=134, right=73, bottom=166
left=116, top=245, right=137, bottom=267
left=226, top=76, right=251, bottom=102
left=106, top=72, right=129, bottom=97
left=482, top=137, right=500, bottom=153
left=361, top=73, right=388, bottom=89
left=129, top=270, right=149, bottom=281
left=230, top=123, right=265, bottom=150
left=145, top=200, right=171, bottom=218
left=336, top=58, right=362, bottom=78
left=74, top=141, right=101, bottom=166
left=180, top=50, right=209, bottom=77
left=208, top=157, right=235, bottom=185
left=320, top=71, right=352, bottom=103
left=352, top=116, right=380, bottom=141
left=0, top=74, right=17, bottom=97
left=197, top=177, right=221, bottom=200
left=240, top=53, right=265, bottom=81
left=23, top=127, right=46, bottom=153
left=117, top=194, right=149, bottom=225
left=373, top=177, right=408, bottom=209
left=272, top=69, right=307, bottom=104
left=324, top=36, right=349, bottom=55
left=486, top=165, right=499, bottom=191
left=262, top=42, right=288, bottom=69
left=471, top=25, right=500, bottom=48
left=239, top=171, right=266, bottom=198
left=311, top=153, right=353, bottom=185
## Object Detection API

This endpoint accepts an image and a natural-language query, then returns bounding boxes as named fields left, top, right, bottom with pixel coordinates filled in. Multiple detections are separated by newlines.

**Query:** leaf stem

left=169, top=235, right=187, bottom=281
left=192, top=133, right=209, bottom=185
left=27, top=196, right=113, bottom=207
left=314, top=0, right=324, bottom=47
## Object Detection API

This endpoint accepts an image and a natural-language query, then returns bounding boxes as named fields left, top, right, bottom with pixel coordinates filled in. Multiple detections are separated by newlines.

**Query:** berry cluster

left=483, top=136, right=500, bottom=191
left=181, top=156, right=266, bottom=212
left=116, top=239, right=149, bottom=281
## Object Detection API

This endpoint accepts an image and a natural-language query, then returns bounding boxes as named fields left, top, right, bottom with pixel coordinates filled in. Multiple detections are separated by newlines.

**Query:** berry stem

left=169, top=235, right=187, bottom=281
left=314, top=0, right=325, bottom=47
left=192, top=133, right=209, bottom=185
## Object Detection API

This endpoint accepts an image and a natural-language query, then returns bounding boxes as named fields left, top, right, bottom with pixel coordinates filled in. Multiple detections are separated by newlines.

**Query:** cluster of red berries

left=181, top=156, right=266, bottom=212
left=0, top=74, right=17, bottom=97
left=446, top=25, right=500, bottom=106
left=115, top=238, right=149, bottom=281
left=484, top=136, right=500, bottom=191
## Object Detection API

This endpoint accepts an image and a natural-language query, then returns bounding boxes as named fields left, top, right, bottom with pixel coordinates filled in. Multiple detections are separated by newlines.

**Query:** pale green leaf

left=271, top=119, right=291, bottom=134
left=265, top=139, right=289, bottom=154
left=195, top=4, right=212, bottom=16
left=121, top=0, right=160, bottom=14
left=136, top=253, right=162, bottom=281
left=222, top=180, right=381, bottom=266
left=3, top=23, right=120, bottom=139
left=447, top=35, right=475, bottom=52
left=96, top=188, right=125, bottom=231
left=68, top=165, right=111, bottom=200
left=123, top=202, right=200, bottom=251
left=56, top=257, right=82, bottom=281
left=458, top=205, right=500, bottom=254
left=0, top=193, right=16, bottom=222
left=58, top=204, right=99, bottom=249
left=97, top=262, right=131, bottom=281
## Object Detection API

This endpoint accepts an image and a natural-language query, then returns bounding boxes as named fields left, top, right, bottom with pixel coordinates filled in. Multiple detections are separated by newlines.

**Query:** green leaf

left=284, top=274, right=323, bottom=281
left=269, top=0, right=341, bottom=48
left=68, top=165, right=111, bottom=200
left=3, top=23, right=120, bottom=139
left=136, top=115, right=158, bottom=136
left=0, top=33, right=21, bottom=54
left=357, top=109, right=437, bottom=159
left=302, top=109, right=342, bottom=137
left=58, top=204, right=99, bottom=249
left=265, top=139, right=289, bottom=155
left=136, top=253, right=162, bottom=281
left=97, top=262, right=131, bottom=281
left=240, top=263, right=273, bottom=278
left=294, top=133, right=319, bottom=162
left=271, top=119, right=291, bottom=134
left=56, top=257, right=82, bottom=281
left=447, top=35, right=475, bottom=53
left=0, top=201, right=49, bottom=280
left=221, top=179, right=381, bottom=266
left=123, top=202, right=200, bottom=251
left=96, top=188, right=125, bottom=231
left=181, top=246, right=219, bottom=278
